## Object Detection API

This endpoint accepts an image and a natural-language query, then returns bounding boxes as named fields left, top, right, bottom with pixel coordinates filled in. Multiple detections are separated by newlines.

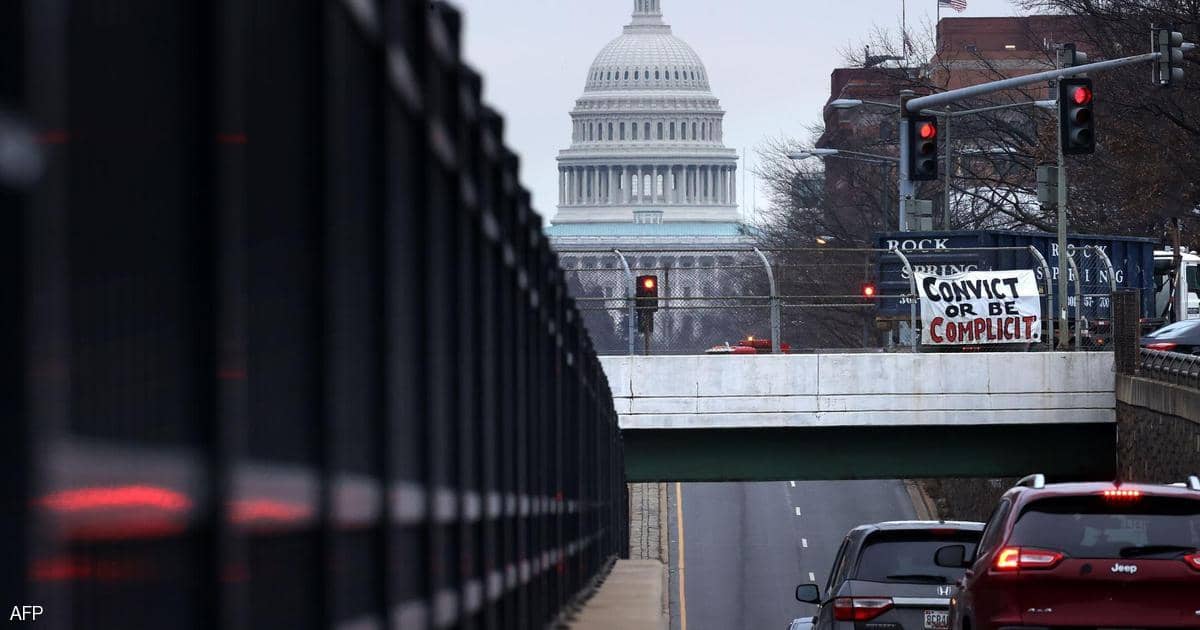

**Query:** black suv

left=795, top=521, right=983, bottom=630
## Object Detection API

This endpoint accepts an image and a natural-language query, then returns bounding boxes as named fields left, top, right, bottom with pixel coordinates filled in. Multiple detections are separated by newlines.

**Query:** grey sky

left=455, top=0, right=1020, bottom=221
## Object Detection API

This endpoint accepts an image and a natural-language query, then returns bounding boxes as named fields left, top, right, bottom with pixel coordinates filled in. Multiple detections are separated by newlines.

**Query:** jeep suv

left=936, top=474, right=1200, bottom=630
left=795, top=521, right=983, bottom=630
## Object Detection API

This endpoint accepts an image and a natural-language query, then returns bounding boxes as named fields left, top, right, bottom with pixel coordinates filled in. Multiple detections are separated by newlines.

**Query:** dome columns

left=557, top=162, right=736, bottom=207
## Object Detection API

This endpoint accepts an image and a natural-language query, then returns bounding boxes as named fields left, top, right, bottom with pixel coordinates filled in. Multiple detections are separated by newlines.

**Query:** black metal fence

left=0, top=1, right=626, bottom=629
left=1138, top=349, right=1200, bottom=388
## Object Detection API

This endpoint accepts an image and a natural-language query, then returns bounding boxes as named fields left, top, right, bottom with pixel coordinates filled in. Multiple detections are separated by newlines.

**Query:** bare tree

left=1016, top=0, right=1200, bottom=243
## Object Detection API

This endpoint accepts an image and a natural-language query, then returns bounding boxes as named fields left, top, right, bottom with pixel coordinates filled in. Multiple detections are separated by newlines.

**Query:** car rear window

left=1011, top=495, right=1200, bottom=559
left=854, top=530, right=980, bottom=584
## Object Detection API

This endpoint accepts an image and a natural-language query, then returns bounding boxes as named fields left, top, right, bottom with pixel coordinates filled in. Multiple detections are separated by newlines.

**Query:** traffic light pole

left=904, top=51, right=1165, bottom=114
left=897, top=91, right=915, bottom=231
left=896, top=46, right=1191, bottom=345
left=1056, top=83, right=1070, bottom=349
left=943, top=114, right=952, bottom=229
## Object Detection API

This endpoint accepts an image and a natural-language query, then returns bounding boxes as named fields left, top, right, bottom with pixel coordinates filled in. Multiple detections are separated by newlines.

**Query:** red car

left=935, top=474, right=1200, bottom=629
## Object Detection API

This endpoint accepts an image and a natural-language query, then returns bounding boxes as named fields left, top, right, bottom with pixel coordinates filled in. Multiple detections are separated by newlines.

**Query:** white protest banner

left=916, top=269, right=1042, bottom=345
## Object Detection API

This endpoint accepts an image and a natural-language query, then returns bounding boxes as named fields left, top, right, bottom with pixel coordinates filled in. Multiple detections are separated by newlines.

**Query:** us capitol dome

left=546, top=0, right=749, bottom=247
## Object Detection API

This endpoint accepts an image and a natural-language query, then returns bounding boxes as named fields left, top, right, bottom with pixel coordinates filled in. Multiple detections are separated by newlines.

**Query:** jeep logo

left=1111, top=563, right=1138, bottom=575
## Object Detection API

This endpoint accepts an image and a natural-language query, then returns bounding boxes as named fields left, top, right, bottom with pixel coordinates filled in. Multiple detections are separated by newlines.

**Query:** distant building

left=548, top=1, right=763, bottom=355
left=816, top=16, right=1086, bottom=230
left=546, top=0, right=750, bottom=250
left=930, top=16, right=1086, bottom=91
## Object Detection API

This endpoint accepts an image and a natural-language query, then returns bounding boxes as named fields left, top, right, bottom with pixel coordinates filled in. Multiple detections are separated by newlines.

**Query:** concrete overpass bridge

left=601, top=352, right=1117, bottom=481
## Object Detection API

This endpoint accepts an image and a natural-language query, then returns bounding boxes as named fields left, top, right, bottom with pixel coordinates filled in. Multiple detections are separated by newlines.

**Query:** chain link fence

left=560, top=249, right=774, bottom=355
left=1071, top=244, right=1118, bottom=349
left=558, top=247, right=919, bottom=355
left=557, top=244, right=1122, bottom=355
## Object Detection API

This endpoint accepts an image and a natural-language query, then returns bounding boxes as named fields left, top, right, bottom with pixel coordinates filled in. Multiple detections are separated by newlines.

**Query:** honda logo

left=937, top=586, right=953, bottom=596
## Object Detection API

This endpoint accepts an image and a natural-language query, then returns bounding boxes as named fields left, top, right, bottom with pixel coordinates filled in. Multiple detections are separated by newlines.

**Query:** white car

left=787, top=617, right=814, bottom=630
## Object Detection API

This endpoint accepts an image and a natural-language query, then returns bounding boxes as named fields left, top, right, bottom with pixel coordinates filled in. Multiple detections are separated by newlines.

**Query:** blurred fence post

left=1113, top=289, right=1140, bottom=375
left=753, top=248, right=780, bottom=353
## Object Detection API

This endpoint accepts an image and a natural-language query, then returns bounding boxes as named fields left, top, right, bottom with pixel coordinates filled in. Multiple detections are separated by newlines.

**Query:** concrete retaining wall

left=601, top=352, right=1115, bottom=429
left=920, top=372, right=1200, bottom=521
left=1115, top=375, right=1200, bottom=481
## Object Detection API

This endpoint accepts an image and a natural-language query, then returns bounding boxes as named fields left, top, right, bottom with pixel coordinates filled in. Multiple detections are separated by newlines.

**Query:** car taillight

left=1185, top=554, right=1200, bottom=571
left=1101, top=488, right=1143, bottom=502
left=993, top=546, right=1064, bottom=571
left=1145, top=342, right=1178, bottom=351
left=833, top=597, right=893, bottom=621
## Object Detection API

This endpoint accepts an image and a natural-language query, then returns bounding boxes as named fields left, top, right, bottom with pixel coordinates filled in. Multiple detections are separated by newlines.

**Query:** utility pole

left=897, top=90, right=915, bottom=231
left=1172, top=216, right=1183, bottom=322
left=943, top=109, right=952, bottom=229
left=1055, top=45, right=1073, bottom=349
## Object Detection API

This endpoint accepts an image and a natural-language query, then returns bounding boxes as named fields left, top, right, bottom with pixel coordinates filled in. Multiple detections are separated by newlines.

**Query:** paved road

left=667, top=481, right=918, bottom=630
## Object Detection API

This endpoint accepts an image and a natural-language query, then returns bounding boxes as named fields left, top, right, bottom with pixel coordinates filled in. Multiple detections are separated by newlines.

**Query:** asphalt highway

left=666, top=481, right=919, bottom=630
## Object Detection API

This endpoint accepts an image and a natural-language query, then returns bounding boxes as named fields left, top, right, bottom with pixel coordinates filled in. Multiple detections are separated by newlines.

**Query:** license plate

left=924, top=610, right=949, bottom=630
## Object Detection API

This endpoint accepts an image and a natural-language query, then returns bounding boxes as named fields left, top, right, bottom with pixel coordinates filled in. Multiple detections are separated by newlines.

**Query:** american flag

left=939, top=0, right=968, bottom=12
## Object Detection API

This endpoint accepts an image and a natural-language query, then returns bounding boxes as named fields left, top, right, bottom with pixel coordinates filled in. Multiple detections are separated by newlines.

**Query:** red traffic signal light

left=635, top=274, right=659, bottom=333
left=1070, top=85, right=1093, bottom=105
left=1059, top=77, right=1095, bottom=155
left=907, top=114, right=940, bottom=181
left=862, top=283, right=877, bottom=298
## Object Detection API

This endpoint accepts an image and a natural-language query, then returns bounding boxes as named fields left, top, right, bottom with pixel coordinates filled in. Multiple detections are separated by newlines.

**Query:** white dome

left=585, top=30, right=711, bottom=92
left=553, top=0, right=740, bottom=227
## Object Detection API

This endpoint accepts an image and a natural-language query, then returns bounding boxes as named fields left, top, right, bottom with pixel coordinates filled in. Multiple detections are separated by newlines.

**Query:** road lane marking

left=802, top=538, right=808, bottom=548
left=790, top=481, right=796, bottom=487
left=808, top=572, right=816, bottom=582
left=675, top=482, right=687, bottom=630
left=794, top=507, right=802, bottom=517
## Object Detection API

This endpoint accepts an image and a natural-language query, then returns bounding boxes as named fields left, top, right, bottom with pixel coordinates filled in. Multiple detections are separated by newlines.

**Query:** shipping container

left=874, top=230, right=1159, bottom=329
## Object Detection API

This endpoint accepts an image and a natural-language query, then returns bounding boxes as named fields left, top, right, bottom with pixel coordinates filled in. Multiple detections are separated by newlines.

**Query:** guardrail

left=2, top=1, right=625, bottom=629
left=1138, top=348, right=1200, bottom=388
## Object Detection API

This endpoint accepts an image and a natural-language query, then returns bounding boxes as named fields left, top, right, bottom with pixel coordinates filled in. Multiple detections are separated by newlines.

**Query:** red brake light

left=918, top=121, right=937, bottom=139
left=833, top=597, right=893, bottom=621
left=1184, top=554, right=1200, bottom=571
left=1102, top=488, right=1143, bottom=502
left=993, top=547, right=1063, bottom=571
left=1071, top=85, right=1093, bottom=105
left=1145, top=342, right=1178, bottom=351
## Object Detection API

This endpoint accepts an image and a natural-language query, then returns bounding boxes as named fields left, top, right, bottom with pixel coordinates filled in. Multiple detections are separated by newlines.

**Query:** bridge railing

left=556, top=244, right=1091, bottom=354
left=1138, top=349, right=1200, bottom=388
left=2, top=1, right=625, bottom=629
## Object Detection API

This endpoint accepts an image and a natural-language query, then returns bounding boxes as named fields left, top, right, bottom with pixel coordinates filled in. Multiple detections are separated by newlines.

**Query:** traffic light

left=907, top=115, right=939, bottom=181
left=861, top=283, right=877, bottom=299
left=636, top=274, right=659, bottom=333
left=1154, top=27, right=1185, bottom=87
left=1061, top=42, right=1088, bottom=68
left=1059, top=78, right=1095, bottom=155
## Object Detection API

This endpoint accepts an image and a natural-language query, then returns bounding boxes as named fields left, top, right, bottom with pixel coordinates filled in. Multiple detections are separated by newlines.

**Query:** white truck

left=1154, top=249, right=1200, bottom=322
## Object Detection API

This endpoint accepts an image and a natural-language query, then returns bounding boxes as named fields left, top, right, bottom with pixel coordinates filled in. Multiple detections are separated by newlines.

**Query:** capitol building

left=549, top=1, right=764, bottom=355
left=546, top=0, right=751, bottom=248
